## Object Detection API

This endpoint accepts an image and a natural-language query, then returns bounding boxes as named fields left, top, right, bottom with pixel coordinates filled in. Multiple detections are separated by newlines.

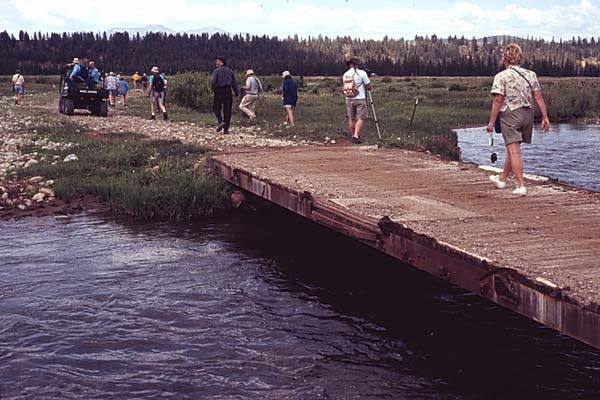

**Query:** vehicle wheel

left=99, top=101, right=108, bottom=117
left=58, top=97, right=65, bottom=114
left=64, top=99, right=75, bottom=116
left=89, top=104, right=99, bottom=116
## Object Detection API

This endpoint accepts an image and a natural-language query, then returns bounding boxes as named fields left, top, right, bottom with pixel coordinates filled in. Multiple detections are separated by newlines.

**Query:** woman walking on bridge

left=486, top=43, right=550, bottom=196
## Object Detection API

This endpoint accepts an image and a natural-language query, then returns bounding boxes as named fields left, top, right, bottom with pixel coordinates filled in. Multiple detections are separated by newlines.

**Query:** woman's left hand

left=486, top=122, right=494, bottom=133
left=541, top=117, right=550, bottom=132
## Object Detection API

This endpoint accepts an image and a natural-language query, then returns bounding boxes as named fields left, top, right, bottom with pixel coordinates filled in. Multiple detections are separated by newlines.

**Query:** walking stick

left=367, top=89, right=382, bottom=140
left=409, top=97, right=419, bottom=127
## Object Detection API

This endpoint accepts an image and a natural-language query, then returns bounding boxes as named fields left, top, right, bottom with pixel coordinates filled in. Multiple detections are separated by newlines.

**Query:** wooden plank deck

left=213, top=145, right=600, bottom=349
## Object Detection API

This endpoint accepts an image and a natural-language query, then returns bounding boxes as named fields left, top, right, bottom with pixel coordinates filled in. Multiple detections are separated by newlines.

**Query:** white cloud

left=4, top=0, right=600, bottom=40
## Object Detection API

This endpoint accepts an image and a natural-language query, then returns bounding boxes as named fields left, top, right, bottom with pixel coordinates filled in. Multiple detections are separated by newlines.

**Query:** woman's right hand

left=486, top=122, right=494, bottom=133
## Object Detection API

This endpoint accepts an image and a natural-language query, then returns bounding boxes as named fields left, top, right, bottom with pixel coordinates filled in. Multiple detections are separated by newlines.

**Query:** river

left=1, top=206, right=599, bottom=399
left=457, top=123, right=600, bottom=191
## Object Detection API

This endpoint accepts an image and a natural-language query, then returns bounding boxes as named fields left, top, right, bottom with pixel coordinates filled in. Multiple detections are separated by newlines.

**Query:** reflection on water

left=1, top=209, right=600, bottom=399
left=457, top=123, right=600, bottom=191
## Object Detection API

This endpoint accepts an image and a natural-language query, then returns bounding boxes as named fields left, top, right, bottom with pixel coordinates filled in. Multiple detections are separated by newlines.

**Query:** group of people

left=67, top=58, right=129, bottom=107
left=210, top=56, right=298, bottom=135
left=131, top=71, right=149, bottom=90
left=11, top=43, right=549, bottom=195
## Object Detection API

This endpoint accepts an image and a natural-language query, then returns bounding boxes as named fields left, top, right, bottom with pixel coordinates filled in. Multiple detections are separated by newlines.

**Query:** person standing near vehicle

left=118, top=76, right=129, bottom=107
left=147, top=66, right=168, bottom=120
left=239, top=69, right=262, bottom=120
left=105, top=72, right=119, bottom=107
left=487, top=43, right=550, bottom=196
left=211, top=57, right=239, bottom=134
left=281, top=70, right=298, bottom=127
left=11, top=69, right=25, bottom=105
left=88, top=61, right=100, bottom=88
left=342, top=57, right=371, bottom=144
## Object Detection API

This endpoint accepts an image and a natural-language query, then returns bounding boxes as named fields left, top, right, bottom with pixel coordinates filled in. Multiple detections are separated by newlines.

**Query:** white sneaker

left=489, top=175, right=506, bottom=189
left=512, top=186, right=527, bottom=196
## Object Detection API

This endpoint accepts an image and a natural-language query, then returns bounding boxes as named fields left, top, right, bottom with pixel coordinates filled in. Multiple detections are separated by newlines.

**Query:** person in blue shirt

left=118, top=76, right=129, bottom=107
left=88, top=60, right=100, bottom=88
left=147, top=66, right=168, bottom=120
left=67, top=57, right=84, bottom=90
left=281, top=70, right=298, bottom=127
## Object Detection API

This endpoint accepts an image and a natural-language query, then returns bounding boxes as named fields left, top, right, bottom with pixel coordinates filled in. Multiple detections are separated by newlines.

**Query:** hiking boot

left=512, top=186, right=527, bottom=196
left=223, top=130, right=229, bottom=135
left=216, top=122, right=225, bottom=132
left=163, top=112, right=168, bottom=121
left=489, top=175, right=506, bottom=189
left=150, top=114, right=156, bottom=120
left=351, top=136, right=362, bottom=144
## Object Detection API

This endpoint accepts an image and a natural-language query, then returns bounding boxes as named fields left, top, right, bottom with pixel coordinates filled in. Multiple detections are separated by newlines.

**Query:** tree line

left=2, top=30, right=600, bottom=77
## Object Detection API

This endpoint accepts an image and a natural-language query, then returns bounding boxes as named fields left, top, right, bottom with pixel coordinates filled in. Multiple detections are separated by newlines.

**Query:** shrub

left=168, top=72, right=213, bottom=112
left=448, top=83, right=468, bottom=92
left=381, top=76, right=392, bottom=83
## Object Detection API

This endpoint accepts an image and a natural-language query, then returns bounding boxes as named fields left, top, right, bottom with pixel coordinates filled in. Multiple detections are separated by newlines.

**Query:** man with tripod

left=342, top=57, right=371, bottom=144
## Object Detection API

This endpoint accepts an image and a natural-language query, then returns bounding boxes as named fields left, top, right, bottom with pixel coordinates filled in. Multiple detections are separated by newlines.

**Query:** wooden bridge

left=213, top=145, right=600, bottom=350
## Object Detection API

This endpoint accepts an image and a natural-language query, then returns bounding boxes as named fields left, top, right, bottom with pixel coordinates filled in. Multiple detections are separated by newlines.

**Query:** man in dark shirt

left=211, top=56, right=239, bottom=134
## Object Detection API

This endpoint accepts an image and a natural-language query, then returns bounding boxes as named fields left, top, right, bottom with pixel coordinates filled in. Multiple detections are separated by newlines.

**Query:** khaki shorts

left=500, top=107, right=534, bottom=145
left=346, top=99, right=368, bottom=120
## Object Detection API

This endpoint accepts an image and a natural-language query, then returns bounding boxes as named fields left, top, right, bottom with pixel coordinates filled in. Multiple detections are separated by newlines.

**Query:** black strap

left=509, top=67, right=533, bottom=92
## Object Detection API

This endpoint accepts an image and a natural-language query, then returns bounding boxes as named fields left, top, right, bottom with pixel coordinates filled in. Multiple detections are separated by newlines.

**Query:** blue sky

left=1, top=0, right=599, bottom=40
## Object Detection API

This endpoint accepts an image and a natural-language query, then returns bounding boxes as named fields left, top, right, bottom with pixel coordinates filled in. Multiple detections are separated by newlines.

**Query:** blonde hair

left=502, top=43, right=524, bottom=66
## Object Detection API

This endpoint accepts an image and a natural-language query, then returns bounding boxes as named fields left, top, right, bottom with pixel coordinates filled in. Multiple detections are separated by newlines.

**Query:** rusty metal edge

left=212, top=158, right=600, bottom=350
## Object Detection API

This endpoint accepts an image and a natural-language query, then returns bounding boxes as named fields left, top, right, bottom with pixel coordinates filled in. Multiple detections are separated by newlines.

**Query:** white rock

left=25, top=159, right=39, bottom=168
left=17, top=204, right=26, bottom=210
left=24, top=199, right=33, bottom=207
left=29, top=176, right=44, bottom=184
left=63, top=154, right=79, bottom=162
left=1, top=192, right=8, bottom=200
left=39, top=188, right=55, bottom=197
left=32, top=192, right=45, bottom=202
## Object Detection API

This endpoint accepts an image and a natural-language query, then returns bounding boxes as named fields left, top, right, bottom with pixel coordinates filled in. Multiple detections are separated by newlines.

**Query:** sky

left=1, top=0, right=599, bottom=40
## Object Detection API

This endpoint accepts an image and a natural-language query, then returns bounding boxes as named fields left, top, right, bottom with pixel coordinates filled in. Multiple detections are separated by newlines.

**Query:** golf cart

left=58, top=65, right=109, bottom=117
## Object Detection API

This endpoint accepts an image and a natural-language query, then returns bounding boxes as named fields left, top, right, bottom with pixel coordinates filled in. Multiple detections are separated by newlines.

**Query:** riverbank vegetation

left=15, top=120, right=230, bottom=219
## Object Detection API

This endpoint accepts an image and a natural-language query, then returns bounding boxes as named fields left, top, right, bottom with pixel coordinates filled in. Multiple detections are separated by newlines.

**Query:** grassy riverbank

left=3, top=100, right=231, bottom=219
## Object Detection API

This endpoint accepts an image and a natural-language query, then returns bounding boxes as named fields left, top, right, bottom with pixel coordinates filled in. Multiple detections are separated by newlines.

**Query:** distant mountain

left=184, top=27, right=229, bottom=36
left=107, top=25, right=231, bottom=37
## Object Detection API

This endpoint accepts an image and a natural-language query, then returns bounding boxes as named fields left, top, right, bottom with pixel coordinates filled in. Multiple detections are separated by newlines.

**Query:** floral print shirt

left=491, top=66, right=541, bottom=112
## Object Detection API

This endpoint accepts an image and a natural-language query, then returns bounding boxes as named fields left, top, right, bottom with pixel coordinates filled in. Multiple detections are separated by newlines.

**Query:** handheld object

left=489, top=131, right=498, bottom=163
left=367, top=89, right=382, bottom=140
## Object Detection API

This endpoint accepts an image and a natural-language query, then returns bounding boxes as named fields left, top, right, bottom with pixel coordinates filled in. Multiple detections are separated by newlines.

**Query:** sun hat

left=346, top=57, right=361, bottom=66
left=245, top=69, right=255, bottom=76
left=151, top=66, right=159, bottom=73
left=89, top=61, right=95, bottom=65
left=72, top=57, right=80, bottom=64
left=281, top=70, right=291, bottom=78
left=109, top=71, right=115, bottom=76
left=216, top=56, right=226, bottom=64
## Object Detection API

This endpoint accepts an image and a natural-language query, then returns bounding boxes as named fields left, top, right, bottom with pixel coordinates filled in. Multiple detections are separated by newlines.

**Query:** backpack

left=253, top=76, right=263, bottom=92
left=342, top=69, right=360, bottom=97
left=152, top=74, right=164, bottom=92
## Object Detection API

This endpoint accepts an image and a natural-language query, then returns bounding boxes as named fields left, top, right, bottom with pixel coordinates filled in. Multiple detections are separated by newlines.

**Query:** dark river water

left=457, top=123, right=600, bottom=191
left=2, top=207, right=600, bottom=399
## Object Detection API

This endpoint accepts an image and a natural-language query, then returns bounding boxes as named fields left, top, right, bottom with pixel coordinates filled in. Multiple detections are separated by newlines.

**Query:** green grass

left=18, top=126, right=231, bottom=220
